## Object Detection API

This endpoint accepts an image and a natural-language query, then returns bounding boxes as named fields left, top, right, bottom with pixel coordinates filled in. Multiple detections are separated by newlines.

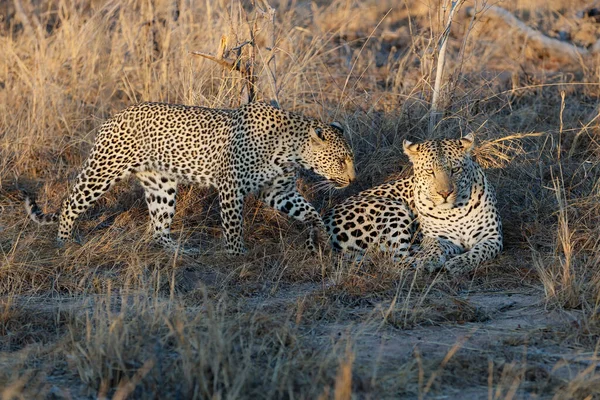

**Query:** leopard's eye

left=451, top=166, right=461, bottom=174
left=425, top=169, right=434, bottom=175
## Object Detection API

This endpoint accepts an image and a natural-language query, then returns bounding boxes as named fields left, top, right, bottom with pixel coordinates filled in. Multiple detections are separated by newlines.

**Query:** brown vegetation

left=2, top=0, right=600, bottom=398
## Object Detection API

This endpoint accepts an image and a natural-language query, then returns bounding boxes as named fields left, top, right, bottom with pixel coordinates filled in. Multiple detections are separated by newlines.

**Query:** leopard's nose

left=347, top=167, right=356, bottom=184
left=437, top=189, right=454, bottom=199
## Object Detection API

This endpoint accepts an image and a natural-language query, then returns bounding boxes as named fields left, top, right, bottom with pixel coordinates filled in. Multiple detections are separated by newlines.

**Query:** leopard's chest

left=417, top=186, right=493, bottom=249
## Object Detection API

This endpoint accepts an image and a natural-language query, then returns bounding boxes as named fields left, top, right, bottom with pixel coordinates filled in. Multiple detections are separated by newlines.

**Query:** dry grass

left=2, top=0, right=600, bottom=398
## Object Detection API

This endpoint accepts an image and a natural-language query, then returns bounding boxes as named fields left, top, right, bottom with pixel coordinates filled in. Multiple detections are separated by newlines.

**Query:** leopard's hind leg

left=55, top=156, right=132, bottom=244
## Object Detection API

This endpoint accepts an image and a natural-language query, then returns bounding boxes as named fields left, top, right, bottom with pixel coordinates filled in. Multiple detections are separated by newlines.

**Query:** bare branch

left=189, top=51, right=237, bottom=70
left=241, top=20, right=257, bottom=104
left=191, top=2, right=278, bottom=105
left=255, top=0, right=279, bottom=107
left=467, top=5, right=590, bottom=61
left=429, top=0, right=466, bottom=135
left=190, top=38, right=252, bottom=72
left=231, top=40, right=253, bottom=52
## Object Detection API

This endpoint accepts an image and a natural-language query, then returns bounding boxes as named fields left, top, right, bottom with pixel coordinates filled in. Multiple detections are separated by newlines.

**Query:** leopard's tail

left=24, top=196, right=59, bottom=225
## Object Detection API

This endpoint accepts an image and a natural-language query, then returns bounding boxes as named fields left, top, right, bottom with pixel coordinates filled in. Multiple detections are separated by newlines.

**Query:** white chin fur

left=434, top=201, right=455, bottom=210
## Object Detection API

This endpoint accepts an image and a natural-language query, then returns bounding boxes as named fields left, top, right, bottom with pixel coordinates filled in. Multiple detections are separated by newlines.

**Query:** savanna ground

left=1, top=0, right=600, bottom=398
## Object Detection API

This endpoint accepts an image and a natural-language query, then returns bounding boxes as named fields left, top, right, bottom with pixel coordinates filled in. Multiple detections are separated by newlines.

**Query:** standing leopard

left=323, top=134, right=502, bottom=274
left=25, top=101, right=355, bottom=255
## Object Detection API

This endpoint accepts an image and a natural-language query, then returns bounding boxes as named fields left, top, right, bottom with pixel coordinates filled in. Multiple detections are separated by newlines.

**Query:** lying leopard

left=25, top=101, right=355, bottom=255
left=323, top=134, right=502, bottom=274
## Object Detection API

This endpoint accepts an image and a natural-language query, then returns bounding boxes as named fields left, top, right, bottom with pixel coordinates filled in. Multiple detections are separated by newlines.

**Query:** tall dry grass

left=2, top=0, right=600, bottom=398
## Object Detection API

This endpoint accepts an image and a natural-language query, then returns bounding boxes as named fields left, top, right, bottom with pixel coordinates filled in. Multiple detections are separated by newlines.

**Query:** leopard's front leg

left=259, top=174, right=328, bottom=254
left=413, top=236, right=463, bottom=273
left=443, top=237, right=503, bottom=275
left=219, top=185, right=247, bottom=256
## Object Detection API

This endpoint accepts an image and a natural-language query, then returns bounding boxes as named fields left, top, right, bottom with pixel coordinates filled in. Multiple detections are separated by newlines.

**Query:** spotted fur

left=25, top=102, right=355, bottom=255
left=324, top=134, right=502, bottom=274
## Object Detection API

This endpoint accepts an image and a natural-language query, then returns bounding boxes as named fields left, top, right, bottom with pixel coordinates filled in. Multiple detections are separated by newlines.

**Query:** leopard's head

left=404, top=134, right=475, bottom=211
left=301, top=121, right=355, bottom=188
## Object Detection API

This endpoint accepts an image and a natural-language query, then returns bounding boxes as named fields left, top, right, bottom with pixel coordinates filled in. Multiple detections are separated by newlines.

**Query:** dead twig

left=191, top=1, right=279, bottom=105
left=190, top=50, right=238, bottom=70
left=191, top=36, right=257, bottom=103
left=190, top=38, right=253, bottom=71
left=429, top=0, right=466, bottom=136
left=467, top=5, right=590, bottom=61
left=255, top=0, right=280, bottom=107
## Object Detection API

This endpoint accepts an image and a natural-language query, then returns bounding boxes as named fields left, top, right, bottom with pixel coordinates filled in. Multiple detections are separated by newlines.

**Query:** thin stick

left=256, top=0, right=279, bottom=107
left=429, top=0, right=466, bottom=135
left=189, top=50, right=237, bottom=70
left=241, top=19, right=257, bottom=104
left=558, top=90, right=565, bottom=161
left=190, top=38, right=256, bottom=103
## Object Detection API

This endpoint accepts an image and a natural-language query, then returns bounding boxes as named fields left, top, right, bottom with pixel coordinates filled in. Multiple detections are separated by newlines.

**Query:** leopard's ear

left=310, top=127, right=326, bottom=146
left=330, top=122, right=344, bottom=133
left=403, top=139, right=420, bottom=161
left=460, top=133, right=475, bottom=153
